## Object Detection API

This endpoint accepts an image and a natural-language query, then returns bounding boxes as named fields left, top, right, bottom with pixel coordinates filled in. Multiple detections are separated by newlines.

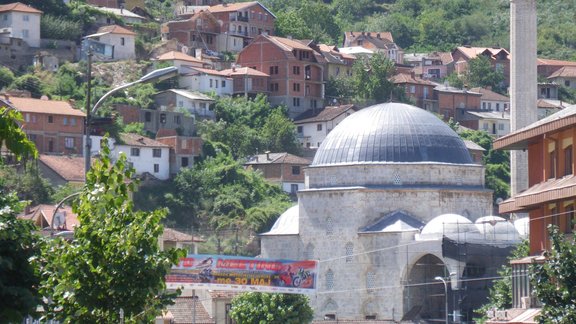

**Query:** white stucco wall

left=0, top=11, right=41, bottom=47
left=113, top=144, right=170, bottom=180
left=179, top=74, right=233, bottom=96
left=99, top=33, right=135, bottom=60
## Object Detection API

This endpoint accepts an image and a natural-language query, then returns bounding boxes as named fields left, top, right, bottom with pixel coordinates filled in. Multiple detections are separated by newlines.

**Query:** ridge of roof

left=97, top=25, right=136, bottom=36
left=155, top=50, right=204, bottom=63
left=0, top=2, right=42, bottom=14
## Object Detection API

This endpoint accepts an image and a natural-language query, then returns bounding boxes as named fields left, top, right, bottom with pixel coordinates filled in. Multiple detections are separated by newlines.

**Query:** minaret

left=509, top=0, right=538, bottom=196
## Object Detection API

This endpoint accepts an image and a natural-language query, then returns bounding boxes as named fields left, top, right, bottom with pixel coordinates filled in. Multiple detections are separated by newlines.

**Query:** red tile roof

left=120, top=133, right=169, bottom=147
left=346, top=31, right=394, bottom=43
left=267, top=34, right=313, bottom=51
left=455, top=46, right=509, bottom=60
left=391, top=73, right=435, bottom=85
left=165, top=297, right=214, bottom=324
left=0, top=2, right=42, bottom=14
left=220, top=66, right=269, bottom=77
left=156, top=51, right=205, bottom=64
left=39, top=155, right=85, bottom=183
left=469, top=87, right=509, bottom=101
left=163, top=228, right=205, bottom=243
left=18, top=204, right=79, bottom=232
left=184, top=66, right=229, bottom=77
left=537, top=58, right=576, bottom=66
left=8, top=97, right=86, bottom=117
left=208, top=1, right=275, bottom=18
left=97, top=25, right=136, bottom=36
left=245, top=152, right=311, bottom=165
left=548, top=66, right=576, bottom=78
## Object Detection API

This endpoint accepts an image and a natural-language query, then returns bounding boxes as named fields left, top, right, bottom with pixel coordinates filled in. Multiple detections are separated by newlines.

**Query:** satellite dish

left=181, top=46, right=189, bottom=54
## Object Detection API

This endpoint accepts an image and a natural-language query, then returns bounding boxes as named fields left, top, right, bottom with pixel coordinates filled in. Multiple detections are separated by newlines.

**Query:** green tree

left=531, top=225, right=576, bottom=324
left=351, top=53, right=397, bottom=103
left=38, top=144, right=182, bottom=322
left=0, top=191, right=42, bottom=322
left=13, top=74, right=44, bottom=98
left=230, top=292, right=313, bottom=324
left=466, top=56, right=505, bottom=93
left=0, top=162, right=54, bottom=205
left=0, top=105, right=37, bottom=161
left=0, top=66, right=15, bottom=90
left=261, top=109, right=300, bottom=155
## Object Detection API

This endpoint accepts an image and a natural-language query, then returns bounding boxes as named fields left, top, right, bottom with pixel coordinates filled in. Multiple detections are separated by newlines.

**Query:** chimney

left=265, top=150, right=271, bottom=161
left=3, top=93, right=9, bottom=101
left=367, top=32, right=371, bottom=37
left=377, top=33, right=381, bottom=39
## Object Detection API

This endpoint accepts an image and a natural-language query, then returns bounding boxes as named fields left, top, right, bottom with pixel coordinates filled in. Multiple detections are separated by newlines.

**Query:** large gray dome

left=312, top=102, right=473, bottom=166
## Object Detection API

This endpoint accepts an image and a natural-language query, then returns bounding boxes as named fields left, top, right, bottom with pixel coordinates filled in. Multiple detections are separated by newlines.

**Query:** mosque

left=260, top=103, right=525, bottom=323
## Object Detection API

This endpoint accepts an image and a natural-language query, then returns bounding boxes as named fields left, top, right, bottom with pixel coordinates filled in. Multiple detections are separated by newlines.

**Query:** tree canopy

left=230, top=292, right=313, bottom=324
left=38, top=144, right=182, bottom=322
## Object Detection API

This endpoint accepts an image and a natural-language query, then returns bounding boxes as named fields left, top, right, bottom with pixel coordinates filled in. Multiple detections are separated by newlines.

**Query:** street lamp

left=435, top=272, right=456, bottom=324
left=50, top=192, right=82, bottom=237
left=84, top=66, right=179, bottom=176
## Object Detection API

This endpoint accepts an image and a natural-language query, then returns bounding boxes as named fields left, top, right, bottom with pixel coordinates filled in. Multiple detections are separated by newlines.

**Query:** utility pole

left=84, top=49, right=93, bottom=178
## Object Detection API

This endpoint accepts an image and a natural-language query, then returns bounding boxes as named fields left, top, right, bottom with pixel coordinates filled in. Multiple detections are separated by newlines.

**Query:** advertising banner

left=166, top=254, right=318, bottom=294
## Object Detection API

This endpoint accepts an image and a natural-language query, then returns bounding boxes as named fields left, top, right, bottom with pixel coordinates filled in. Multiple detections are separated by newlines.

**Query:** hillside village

left=2, top=0, right=576, bottom=323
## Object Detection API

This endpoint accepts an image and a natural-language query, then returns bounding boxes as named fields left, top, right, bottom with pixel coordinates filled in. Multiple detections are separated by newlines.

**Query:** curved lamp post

left=50, top=191, right=83, bottom=237
left=435, top=272, right=456, bottom=324
left=84, top=66, right=179, bottom=176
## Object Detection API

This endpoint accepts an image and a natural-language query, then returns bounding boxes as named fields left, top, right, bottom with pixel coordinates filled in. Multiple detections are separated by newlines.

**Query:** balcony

left=232, top=15, right=249, bottom=22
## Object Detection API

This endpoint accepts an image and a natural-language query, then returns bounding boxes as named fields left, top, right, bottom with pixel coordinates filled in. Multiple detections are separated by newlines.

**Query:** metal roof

left=312, top=102, right=474, bottom=166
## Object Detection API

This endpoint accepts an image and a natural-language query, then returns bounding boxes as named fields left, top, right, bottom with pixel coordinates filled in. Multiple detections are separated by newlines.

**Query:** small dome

left=421, top=213, right=479, bottom=237
left=475, top=216, right=520, bottom=241
left=261, top=205, right=299, bottom=235
left=312, top=102, right=473, bottom=166
left=514, top=217, right=530, bottom=238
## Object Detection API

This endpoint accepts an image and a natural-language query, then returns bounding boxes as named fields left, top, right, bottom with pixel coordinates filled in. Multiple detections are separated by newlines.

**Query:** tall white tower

left=509, top=0, right=538, bottom=196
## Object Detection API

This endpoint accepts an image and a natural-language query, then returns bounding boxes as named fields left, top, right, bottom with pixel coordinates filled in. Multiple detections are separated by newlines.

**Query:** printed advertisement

left=166, top=254, right=318, bottom=294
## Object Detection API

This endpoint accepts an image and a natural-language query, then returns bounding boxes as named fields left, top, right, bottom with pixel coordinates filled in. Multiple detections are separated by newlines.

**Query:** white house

left=466, top=110, right=510, bottom=137
left=294, top=104, right=359, bottom=149
left=470, top=87, right=509, bottom=112
left=153, top=89, right=216, bottom=121
left=154, top=50, right=209, bottom=74
left=179, top=66, right=233, bottom=96
left=0, top=2, right=42, bottom=47
left=86, top=25, right=136, bottom=61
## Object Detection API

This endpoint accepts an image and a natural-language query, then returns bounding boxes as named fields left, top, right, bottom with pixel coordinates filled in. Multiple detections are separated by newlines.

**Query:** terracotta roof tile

left=220, top=66, right=269, bottom=77
left=39, top=154, right=85, bottom=182
left=183, top=66, right=229, bottom=77
left=208, top=1, right=275, bottom=18
left=294, top=105, right=358, bottom=123
left=391, top=73, right=435, bottom=85
left=455, top=46, right=509, bottom=60
left=0, top=2, right=42, bottom=14
left=165, top=297, right=214, bottom=324
left=548, top=66, right=576, bottom=78
left=537, top=58, right=576, bottom=66
left=7, top=97, right=86, bottom=117
left=156, top=51, right=205, bottom=64
left=346, top=31, right=393, bottom=43
left=267, top=35, right=312, bottom=51
left=97, top=25, right=136, bottom=36
left=18, top=204, right=79, bottom=232
left=163, top=228, right=205, bottom=243
left=120, top=133, right=169, bottom=147
left=469, top=87, right=509, bottom=101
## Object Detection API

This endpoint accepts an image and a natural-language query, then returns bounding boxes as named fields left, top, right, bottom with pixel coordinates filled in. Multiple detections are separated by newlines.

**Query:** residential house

left=86, top=25, right=136, bottom=61
left=112, top=133, right=171, bottom=180
left=236, top=34, right=325, bottom=118
left=154, top=50, right=210, bottom=73
left=113, top=104, right=197, bottom=137
left=38, top=155, right=86, bottom=187
left=18, top=204, right=79, bottom=234
left=407, top=51, right=454, bottom=80
left=452, top=46, right=510, bottom=87
left=461, top=110, right=510, bottom=137
left=538, top=82, right=559, bottom=100
left=2, top=95, right=85, bottom=155
left=430, top=84, right=482, bottom=121
left=470, top=87, right=509, bottom=112
left=293, top=104, right=359, bottom=149
left=179, top=66, right=233, bottom=96
left=154, top=89, right=216, bottom=121
left=342, top=31, right=403, bottom=64
left=537, top=57, right=576, bottom=78
left=391, top=72, right=436, bottom=108
left=244, top=152, right=311, bottom=196
left=156, top=133, right=203, bottom=176
left=208, top=1, right=276, bottom=48
left=337, top=46, right=374, bottom=59
left=463, top=140, right=485, bottom=164
left=159, top=290, right=239, bottom=324
left=93, top=6, right=146, bottom=25
left=0, top=2, right=42, bottom=47
left=220, top=65, right=269, bottom=98
left=161, top=10, right=221, bottom=54
left=488, top=105, right=576, bottom=323
left=547, top=66, right=576, bottom=89
left=160, top=228, right=204, bottom=254
left=537, top=98, right=565, bottom=119
left=311, top=43, right=356, bottom=81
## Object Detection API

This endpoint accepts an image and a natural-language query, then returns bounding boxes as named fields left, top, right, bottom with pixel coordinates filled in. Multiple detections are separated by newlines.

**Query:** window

left=65, top=137, right=74, bottom=149
left=181, top=157, right=189, bottom=167
left=326, top=216, right=334, bottom=235
left=206, top=35, right=213, bottom=44
left=71, top=118, right=76, bottom=126
left=293, top=83, right=300, bottom=92
left=498, top=123, right=505, bottom=131
left=25, top=113, right=30, bottom=122
left=22, top=29, right=29, bottom=38
left=483, top=102, right=486, bottom=109
left=292, top=166, right=300, bottom=175
left=482, top=122, right=488, bottom=130
left=565, top=145, right=573, bottom=176
left=269, top=83, right=278, bottom=92
left=153, top=148, right=162, bottom=158
left=345, top=242, right=353, bottom=262
left=488, top=103, right=492, bottom=109
left=293, top=98, right=300, bottom=106
left=317, top=124, right=323, bottom=131
left=154, top=164, right=160, bottom=173
left=145, top=111, right=151, bottom=122
left=131, top=148, right=140, bottom=156
left=291, top=184, right=299, bottom=194
left=23, top=15, right=29, bottom=21
left=410, top=85, right=416, bottom=93
left=174, top=115, right=181, bottom=124
left=326, top=269, right=334, bottom=290
left=496, top=103, right=500, bottom=111
left=222, top=80, right=226, bottom=88
left=215, top=79, right=219, bottom=88
left=121, top=37, right=125, bottom=46
left=160, top=113, right=166, bottom=124
left=297, top=126, right=303, bottom=133
left=63, top=117, right=68, bottom=125
left=210, top=79, right=213, bottom=87
left=293, top=66, right=300, bottom=75
left=366, top=271, right=376, bottom=289
left=566, top=80, right=571, bottom=87
left=550, top=150, right=556, bottom=179
left=48, top=115, right=54, bottom=123
left=269, top=66, right=278, bottom=75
